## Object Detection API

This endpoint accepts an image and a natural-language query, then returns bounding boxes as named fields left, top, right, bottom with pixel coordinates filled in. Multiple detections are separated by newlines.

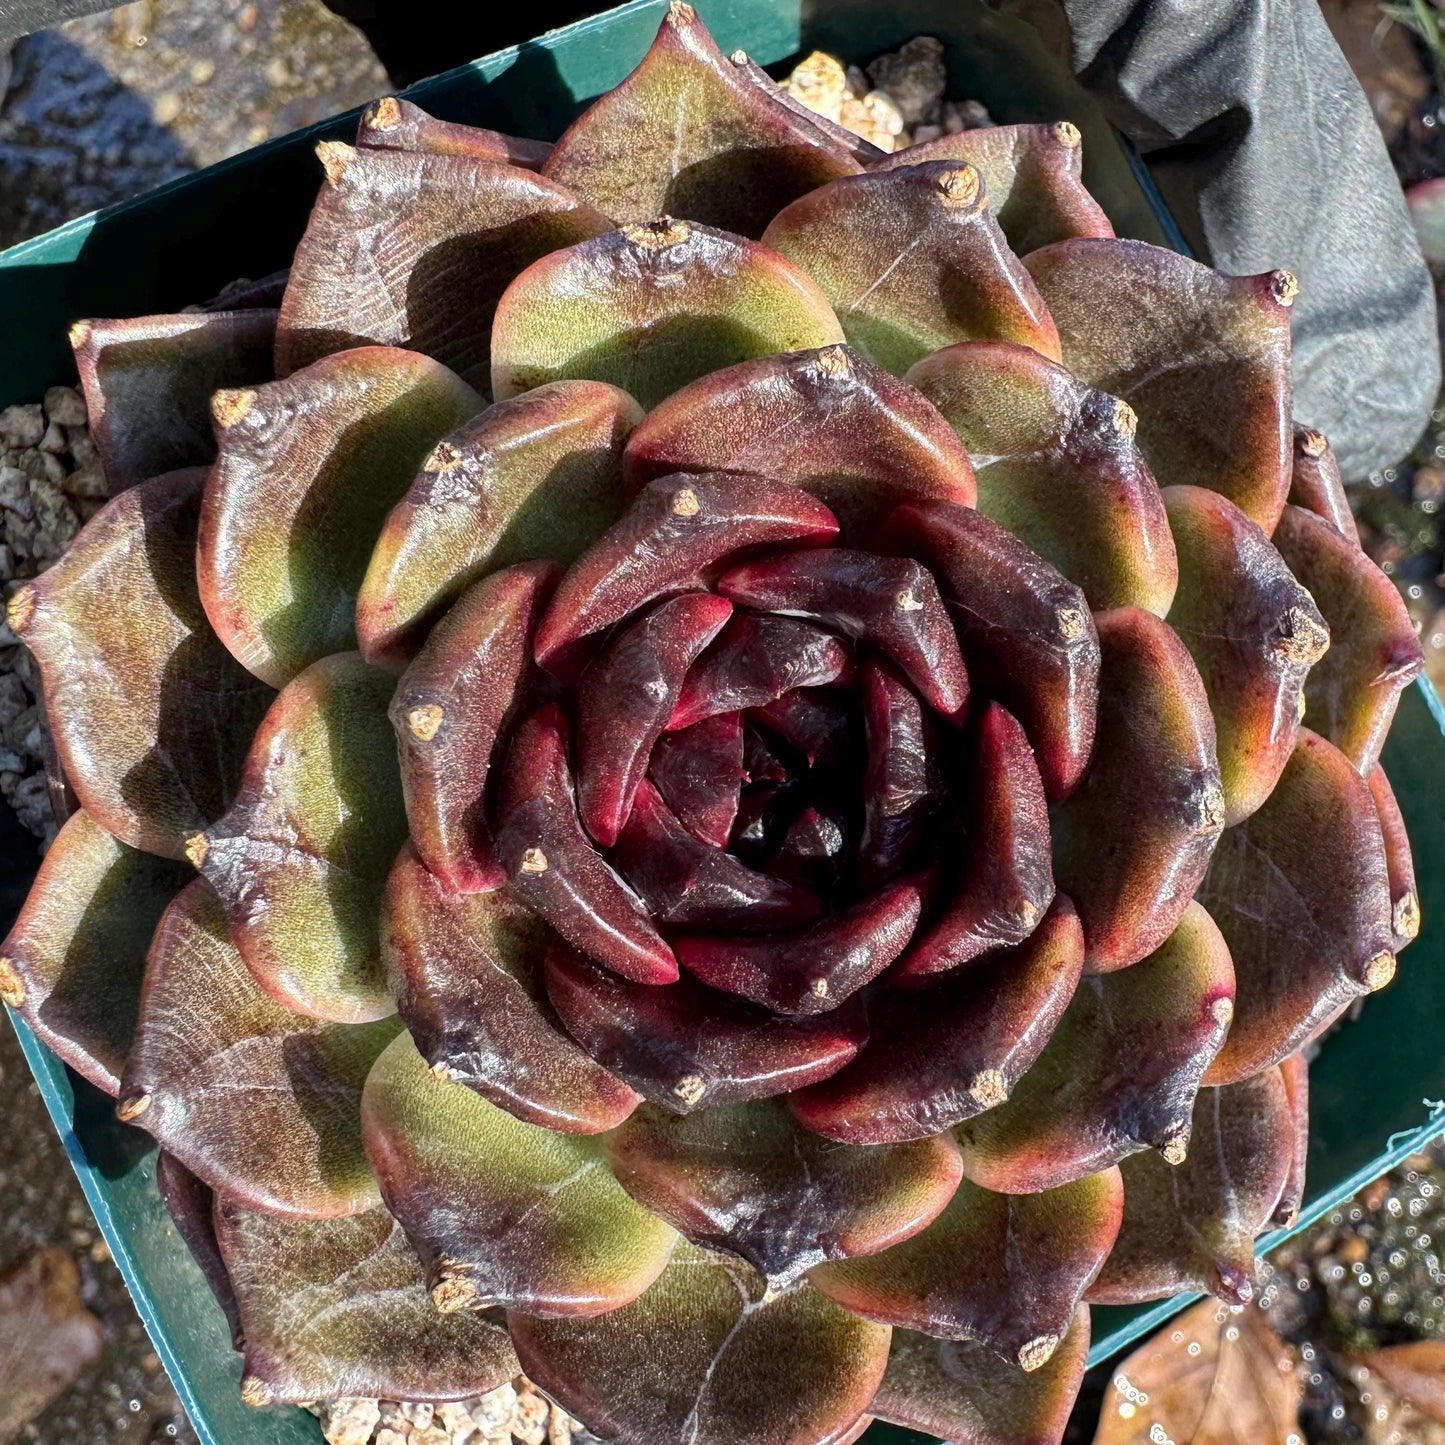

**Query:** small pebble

left=866, top=35, right=946, bottom=126
left=0, top=405, right=45, bottom=449
left=43, top=386, right=87, bottom=428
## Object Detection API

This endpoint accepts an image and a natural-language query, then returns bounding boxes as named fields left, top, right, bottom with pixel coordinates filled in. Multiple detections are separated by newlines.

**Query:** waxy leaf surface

left=542, top=3, right=861, bottom=237
left=361, top=1031, right=675, bottom=1316
left=1371, top=763, right=1421, bottom=951
left=648, top=712, right=745, bottom=847
left=675, top=872, right=929, bottom=1014
left=510, top=1242, right=889, bottom=1445
left=389, top=561, right=556, bottom=894
left=869, top=1307, right=1089, bottom=1445
left=1273, top=1050, right=1310, bottom=1228
left=1199, top=727, right=1395, bottom=1085
left=533, top=470, right=837, bottom=677
left=10, top=468, right=273, bottom=858
left=496, top=705, right=678, bottom=984
left=1164, top=484, right=1329, bottom=823
left=215, top=1199, right=517, bottom=1405
left=790, top=896, right=1084, bottom=1145
left=880, top=500, right=1099, bottom=800
left=874, top=121, right=1113, bottom=253
left=606, top=1099, right=962, bottom=1286
left=1026, top=238, right=1294, bottom=533
left=895, top=704, right=1052, bottom=979
left=196, top=653, right=406, bottom=1023
left=71, top=310, right=277, bottom=493
left=545, top=944, right=866, bottom=1112
left=356, top=95, right=551, bottom=169
left=153, top=1153, right=243, bottom=1350
left=1289, top=424, right=1359, bottom=544
left=623, top=345, right=976, bottom=542
left=277, top=145, right=608, bottom=384
left=906, top=340, right=1177, bottom=617
left=955, top=902, right=1234, bottom=1193
left=814, top=1170, right=1120, bottom=1371
left=1051, top=606, right=1223, bottom=972
left=1273, top=502, right=1424, bottom=774
left=761, top=162, right=1061, bottom=375
left=382, top=846, right=640, bottom=1133
left=121, top=880, right=399, bottom=1216
left=1089, top=1067, right=1292, bottom=1307
left=491, top=219, right=845, bottom=410
left=199, top=346, right=480, bottom=686
left=0, top=809, right=189, bottom=1095
left=357, top=381, right=639, bottom=667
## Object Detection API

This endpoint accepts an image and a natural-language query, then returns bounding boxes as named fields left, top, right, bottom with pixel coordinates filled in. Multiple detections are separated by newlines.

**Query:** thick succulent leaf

left=382, top=845, right=640, bottom=1133
left=896, top=704, right=1053, bottom=980
left=277, top=145, right=608, bottom=384
left=675, top=872, right=930, bottom=1015
left=874, top=121, right=1113, bottom=253
left=70, top=310, right=276, bottom=493
left=622, top=344, right=975, bottom=542
left=510, top=1241, right=888, bottom=1445
left=362, top=1031, right=675, bottom=1316
left=859, top=658, right=943, bottom=886
left=0, top=809, right=189, bottom=1095
left=9, top=468, right=273, bottom=858
left=120, top=880, right=399, bottom=1216
left=389, top=561, right=556, bottom=894
left=670, top=613, right=851, bottom=731
left=904, top=340, right=1177, bottom=616
left=1163, top=484, right=1329, bottom=824
left=1289, top=424, right=1360, bottom=544
left=1370, top=763, right=1420, bottom=951
left=718, top=549, right=968, bottom=721
left=869, top=1307, right=1089, bottom=1445
left=955, top=902, right=1235, bottom=1193
left=757, top=678, right=861, bottom=775
left=1273, top=1050, right=1310, bottom=1228
left=492, top=219, right=844, bottom=409
left=813, top=1170, right=1120, bottom=1370
left=356, top=94, right=551, bottom=169
left=648, top=713, right=745, bottom=847
left=215, top=1198, right=518, bottom=1405
left=497, top=705, right=678, bottom=984
left=1051, top=606, right=1223, bottom=972
left=541, top=3, right=861, bottom=236
left=153, top=1153, right=243, bottom=1351
left=533, top=471, right=837, bottom=677
left=1198, top=727, right=1395, bottom=1085
left=789, top=896, right=1084, bottom=1145
left=1272, top=503, right=1424, bottom=774
left=1025, top=238, right=1294, bottom=534
left=545, top=943, right=866, bottom=1111
left=761, top=162, right=1061, bottom=376
left=879, top=500, right=1099, bottom=801
left=577, top=593, right=733, bottom=846
left=198, top=346, right=481, bottom=686
left=1087, top=1067, right=1292, bottom=1306
left=613, top=779, right=822, bottom=931
left=606, top=1099, right=962, bottom=1287
left=194, top=653, right=406, bottom=1023
left=357, top=381, right=639, bottom=667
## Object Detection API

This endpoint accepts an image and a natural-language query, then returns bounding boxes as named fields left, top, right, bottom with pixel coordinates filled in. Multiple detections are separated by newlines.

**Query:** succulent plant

left=0, top=6, right=1427, bottom=1442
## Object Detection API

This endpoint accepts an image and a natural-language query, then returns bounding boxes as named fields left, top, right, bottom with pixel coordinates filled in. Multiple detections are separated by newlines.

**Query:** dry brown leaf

left=1093, top=1298, right=1302, bottom=1445
left=1356, top=1340, right=1445, bottom=1424
left=0, top=1247, right=105, bottom=1443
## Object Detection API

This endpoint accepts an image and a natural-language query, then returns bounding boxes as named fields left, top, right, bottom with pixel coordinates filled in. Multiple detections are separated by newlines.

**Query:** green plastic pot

left=3, top=2, right=1443, bottom=1441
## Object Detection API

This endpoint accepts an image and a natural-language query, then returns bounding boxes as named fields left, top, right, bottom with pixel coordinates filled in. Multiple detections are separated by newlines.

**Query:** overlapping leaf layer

left=1, top=6, right=1420, bottom=1443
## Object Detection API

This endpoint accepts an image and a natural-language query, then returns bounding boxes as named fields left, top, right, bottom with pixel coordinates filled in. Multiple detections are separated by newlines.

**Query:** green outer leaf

left=361, top=1030, right=676, bottom=1316
left=195, top=653, right=407, bottom=1024
left=198, top=345, right=481, bottom=687
left=215, top=1198, right=518, bottom=1406
left=490, top=220, right=845, bottom=410
left=510, top=1242, right=890, bottom=1445
left=0, top=809, right=189, bottom=1096
left=357, top=381, right=640, bottom=667
left=11, top=468, right=275, bottom=860
left=120, top=879, right=400, bottom=1218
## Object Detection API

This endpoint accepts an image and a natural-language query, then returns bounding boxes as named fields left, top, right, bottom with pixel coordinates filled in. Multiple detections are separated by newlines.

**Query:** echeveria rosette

left=0, top=5, right=1423, bottom=1442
